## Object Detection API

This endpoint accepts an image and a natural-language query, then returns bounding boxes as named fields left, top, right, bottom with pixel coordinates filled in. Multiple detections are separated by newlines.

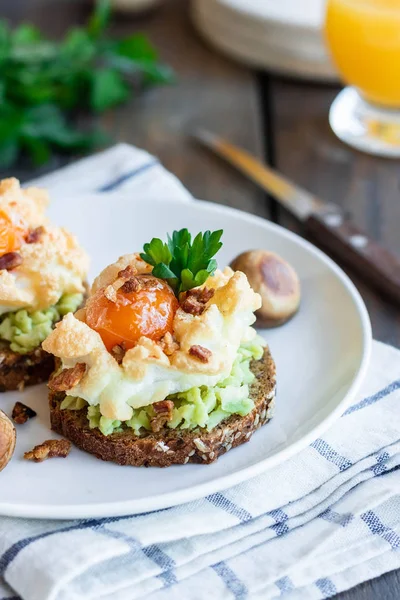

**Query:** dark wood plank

left=263, top=74, right=400, bottom=347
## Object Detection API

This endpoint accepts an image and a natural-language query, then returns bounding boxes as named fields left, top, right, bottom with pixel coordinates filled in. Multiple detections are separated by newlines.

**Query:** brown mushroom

left=0, top=409, right=16, bottom=471
left=230, top=250, right=301, bottom=327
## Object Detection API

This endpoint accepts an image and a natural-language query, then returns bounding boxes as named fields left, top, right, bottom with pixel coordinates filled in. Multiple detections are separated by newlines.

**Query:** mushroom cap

left=0, top=409, right=16, bottom=472
left=230, top=250, right=301, bottom=327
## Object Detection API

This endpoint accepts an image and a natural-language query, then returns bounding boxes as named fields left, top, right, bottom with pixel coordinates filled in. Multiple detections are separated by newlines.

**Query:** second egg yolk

left=0, top=209, right=26, bottom=256
left=86, top=275, right=178, bottom=352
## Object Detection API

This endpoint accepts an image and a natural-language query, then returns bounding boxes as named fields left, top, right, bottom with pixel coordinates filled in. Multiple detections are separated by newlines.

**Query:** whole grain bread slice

left=49, top=346, right=277, bottom=467
left=0, top=345, right=54, bottom=392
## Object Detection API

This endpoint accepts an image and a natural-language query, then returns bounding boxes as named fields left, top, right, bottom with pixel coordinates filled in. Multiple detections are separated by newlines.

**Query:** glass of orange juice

left=325, top=0, right=400, bottom=157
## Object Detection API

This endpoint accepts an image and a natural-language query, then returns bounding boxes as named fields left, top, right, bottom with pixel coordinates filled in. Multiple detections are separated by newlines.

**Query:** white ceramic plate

left=0, top=196, right=371, bottom=519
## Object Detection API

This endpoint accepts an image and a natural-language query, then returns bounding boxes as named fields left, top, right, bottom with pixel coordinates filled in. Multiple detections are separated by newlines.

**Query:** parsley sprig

left=141, top=229, right=223, bottom=295
left=0, top=0, right=173, bottom=168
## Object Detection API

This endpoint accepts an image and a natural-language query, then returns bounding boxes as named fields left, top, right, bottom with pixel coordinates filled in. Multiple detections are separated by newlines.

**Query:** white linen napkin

left=0, top=144, right=399, bottom=600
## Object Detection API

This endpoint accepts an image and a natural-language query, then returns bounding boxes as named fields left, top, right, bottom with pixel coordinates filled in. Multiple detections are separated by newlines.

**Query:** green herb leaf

left=90, top=68, right=129, bottom=112
left=12, top=24, right=41, bottom=45
left=61, top=29, right=96, bottom=63
left=0, top=0, right=172, bottom=168
left=0, top=20, right=10, bottom=60
left=141, top=229, right=223, bottom=295
left=87, top=0, right=111, bottom=39
left=141, top=238, right=172, bottom=267
left=117, top=33, right=157, bottom=62
left=21, top=136, right=51, bottom=165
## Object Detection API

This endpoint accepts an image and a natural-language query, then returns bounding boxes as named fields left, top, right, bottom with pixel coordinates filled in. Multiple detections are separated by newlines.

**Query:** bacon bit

left=190, top=287, right=215, bottom=303
left=150, top=400, right=174, bottom=432
left=12, top=402, right=37, bottom=424
left=24, top=439, right=71, bottom=462
left=0, top=252, right=22, bottom=271
left=118, top=265, right=137, bottom=279
left=121, top=277, right=141, bottom=293
left=25, top=226, right=45, bottom=244
left=181, top=287, right=214, bottom=315
left=48, top=363, right=86, bottom=392
left=103, top=266, right=141, bottom=302
left=111, top=342, right=126, bottom=364
left=189, top=345, right=212, bottom=363
left=159, top=332, right=179, bottom=356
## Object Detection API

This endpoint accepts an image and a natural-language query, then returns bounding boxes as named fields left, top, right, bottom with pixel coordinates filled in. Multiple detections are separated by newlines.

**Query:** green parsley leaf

left=0, top=0, right=173, bottom=168
left=140, top=229, right=223, bottom=295
left=11, top=24, right=41, bottom=45
left=87, top=0, right=111, bottom=39
left=141, top=238, right=172, bottom=266
left=90, top=68, right=129, bottom=112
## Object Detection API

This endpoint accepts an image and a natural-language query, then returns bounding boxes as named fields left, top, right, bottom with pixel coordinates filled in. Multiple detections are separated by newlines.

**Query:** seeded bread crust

left=0, top=286, right=89, bottom=392
left=49, top=346, right=277, bottom=467
left=0, top=345, right=54, bottom=392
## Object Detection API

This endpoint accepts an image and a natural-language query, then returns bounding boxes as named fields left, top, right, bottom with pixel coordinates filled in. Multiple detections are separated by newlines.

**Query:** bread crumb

left=24, top=439, right=71, bottom=462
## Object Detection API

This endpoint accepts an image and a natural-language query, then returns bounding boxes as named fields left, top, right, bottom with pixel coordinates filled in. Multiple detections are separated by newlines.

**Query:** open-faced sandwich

left=43, top=229, right=276, bottom=467
left=0, top=178, right=89, bottom=391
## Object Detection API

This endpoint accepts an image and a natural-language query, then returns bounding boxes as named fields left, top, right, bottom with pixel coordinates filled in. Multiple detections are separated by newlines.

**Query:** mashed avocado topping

left=61, top=339, right=264, bottom=436
left=0, top=293, right=83, bottom=354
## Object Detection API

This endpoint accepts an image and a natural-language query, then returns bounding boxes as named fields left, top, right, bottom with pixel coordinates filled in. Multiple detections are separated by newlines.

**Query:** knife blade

left=193, top=128, right=400, bottom=305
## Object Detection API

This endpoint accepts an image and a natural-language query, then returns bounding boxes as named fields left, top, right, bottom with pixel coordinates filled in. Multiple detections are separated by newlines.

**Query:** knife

left=193, top=128, right=400, bottom=304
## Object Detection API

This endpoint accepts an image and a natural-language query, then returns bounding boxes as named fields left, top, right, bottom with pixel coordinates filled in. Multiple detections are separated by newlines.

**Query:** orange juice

left=325, top=0, right=400, bottom=108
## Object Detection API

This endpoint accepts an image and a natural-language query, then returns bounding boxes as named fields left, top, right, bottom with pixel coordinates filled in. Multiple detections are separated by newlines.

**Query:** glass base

left=329, top=87, right=400, bottom=158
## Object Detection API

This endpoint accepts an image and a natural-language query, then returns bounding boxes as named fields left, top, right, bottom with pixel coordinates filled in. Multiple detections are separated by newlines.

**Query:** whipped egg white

left=43, top=257, right=262, bottom=421
left=0, top=178, right=89, bottom=315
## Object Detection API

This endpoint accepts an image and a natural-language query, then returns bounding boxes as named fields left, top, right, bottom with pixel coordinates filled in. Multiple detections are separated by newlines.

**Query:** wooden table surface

left=4, top=1, right=400, bottom=598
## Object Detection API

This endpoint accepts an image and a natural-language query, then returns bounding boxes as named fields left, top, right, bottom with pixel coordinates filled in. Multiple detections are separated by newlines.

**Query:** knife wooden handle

left=306, top=214, right=400, bottom=304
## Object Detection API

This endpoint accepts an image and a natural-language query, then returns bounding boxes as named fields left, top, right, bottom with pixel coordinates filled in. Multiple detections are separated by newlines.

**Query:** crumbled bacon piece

left=189, top=345, right=212, bottom=363
left=103, top=265, right=141, bottom=302
left=159, top=332, right=179, bottom=356
left=12, top=402, right=37, bottom=424
left=24, top=439, right=71, bottom=462
left=121, top=277, right=141, bottom=293
left=118, top=265, right=137, bottom=279
left=111, top=342, right=126, bottom=364
left=25, top=226, right=45, bottom=244
left=0, top=252, right=22, bottom=271
left=150, top=400, right=174, bottom=432
left=48, top=363, right=86, bottom=392
left=191, top=287, right=215, bottom=303
left=181, top=287, right=214, bottom=315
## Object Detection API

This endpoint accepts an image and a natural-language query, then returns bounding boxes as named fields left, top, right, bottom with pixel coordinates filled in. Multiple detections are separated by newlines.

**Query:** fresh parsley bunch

left=0, top=0, right=173, bottom=168
left=141, top=229, right=223, bottom=295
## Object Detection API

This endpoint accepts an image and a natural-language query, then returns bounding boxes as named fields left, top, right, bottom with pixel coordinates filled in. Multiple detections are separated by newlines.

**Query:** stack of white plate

left=191, top=0, right=338, bottom=82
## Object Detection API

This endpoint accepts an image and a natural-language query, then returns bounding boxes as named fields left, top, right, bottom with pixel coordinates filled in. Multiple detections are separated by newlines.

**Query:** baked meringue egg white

left=44, top=230, right=267, bottom=436
left=0, top=178, right=89, bottom=354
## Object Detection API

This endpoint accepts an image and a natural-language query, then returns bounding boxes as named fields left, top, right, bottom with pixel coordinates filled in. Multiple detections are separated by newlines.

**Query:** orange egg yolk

left=0, top=209, right=26, bottom=256
left=85, top=275, right=179, bottom=352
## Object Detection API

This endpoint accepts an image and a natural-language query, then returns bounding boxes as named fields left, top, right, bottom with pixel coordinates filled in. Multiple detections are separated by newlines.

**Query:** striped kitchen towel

left=0, top=144, right=399, bottom=600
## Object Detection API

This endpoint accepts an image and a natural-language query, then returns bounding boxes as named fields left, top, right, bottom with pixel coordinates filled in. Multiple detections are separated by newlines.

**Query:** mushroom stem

left=0, top=409, right=16, bottom=472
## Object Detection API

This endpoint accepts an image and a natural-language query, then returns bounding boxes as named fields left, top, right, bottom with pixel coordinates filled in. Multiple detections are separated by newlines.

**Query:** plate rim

left=0, top=197, right=372, bottom=519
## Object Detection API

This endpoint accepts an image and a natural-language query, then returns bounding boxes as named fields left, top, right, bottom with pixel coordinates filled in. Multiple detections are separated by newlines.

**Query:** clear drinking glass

left=325, top=0, right=400, bottom=157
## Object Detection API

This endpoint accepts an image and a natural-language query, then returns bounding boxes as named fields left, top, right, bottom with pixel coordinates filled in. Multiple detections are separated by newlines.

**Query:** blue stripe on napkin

left=315, top=578, right=337, bottom=597
left=97, top=159, right=159, bottom=192
left=344, top=379, right=400, bottom=415
left=361, top=511, right=400, bottom=549
left=212, top=561, right=247, bottom=599
left=207, top=493, right=253, bottom=523
left=275, top=576, right=295, bottom=593
left=310, top=439, right=352, bottom=471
